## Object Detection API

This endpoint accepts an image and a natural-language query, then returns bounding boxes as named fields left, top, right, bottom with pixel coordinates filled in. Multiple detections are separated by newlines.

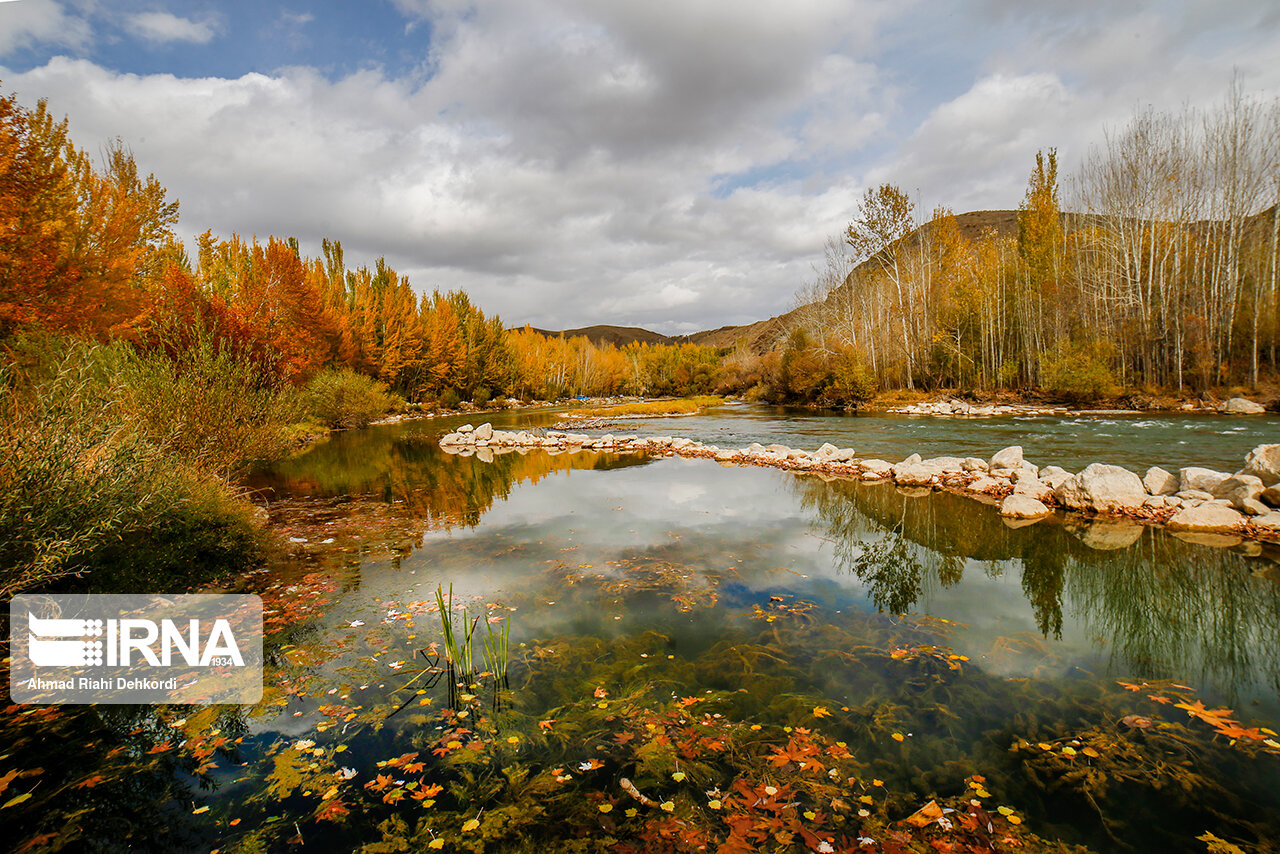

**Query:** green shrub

left=0, top=346, right=266, bottom=595
left=1040, top=340, right=1116, bottom=402
left=114, top=333, right=301, bottom=477
left=301, top=367, right=396, bottom=430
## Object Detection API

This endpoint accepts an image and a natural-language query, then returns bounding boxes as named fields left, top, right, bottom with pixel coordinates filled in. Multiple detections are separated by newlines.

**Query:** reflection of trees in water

left=792, top=474, right=1280, bottom=698
left=250, top=430, right=650, bottom=531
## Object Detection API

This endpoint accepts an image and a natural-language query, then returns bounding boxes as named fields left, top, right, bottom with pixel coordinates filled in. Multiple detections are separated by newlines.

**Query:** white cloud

left=3, top=1, right=1280, bottom=334
left=125, top=11, right=218, bottom=45
left=0, top=0, right=90, bottom=58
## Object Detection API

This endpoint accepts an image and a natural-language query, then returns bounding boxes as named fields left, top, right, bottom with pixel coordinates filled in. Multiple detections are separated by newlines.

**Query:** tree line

left=0, top=88, right=721, bottom=405
left=778, top=82, right=1280, bottom=402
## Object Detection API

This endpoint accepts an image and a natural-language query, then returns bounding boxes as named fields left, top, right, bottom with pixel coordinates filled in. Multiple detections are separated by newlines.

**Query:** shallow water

left=9, top=413, right=1280, bottom=854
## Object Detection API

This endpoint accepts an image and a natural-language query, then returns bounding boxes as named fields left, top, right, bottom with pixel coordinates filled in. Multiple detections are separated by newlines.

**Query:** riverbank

left=440, top=422, right=1280, bottom=550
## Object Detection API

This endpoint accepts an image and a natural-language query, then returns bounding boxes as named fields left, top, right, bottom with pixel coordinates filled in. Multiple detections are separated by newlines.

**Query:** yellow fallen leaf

left=803, top=810, right=816, bottom=820
left=1008, top=815, right=1023, bottom=825
left=624, top=808, right=637, bottom=817
left=660, top=801, right=674, bottom=812
left=428, top=839, right=445, bottom=849
left=891, top=733, right=905, bottom=742
left=462, top=818, right=480, bottom=832
left=859, top=795, right=874, bottom=804
left=975, top=788, right=991, bottom=798
left=1038, top=742, right=1052, bottom=751
left=872, top=779, right=884, bottom=786
left=671, top=771, right=686, bottom=782
left=997, top=806, right=1014, bottom=816
left=708, top=799, right=722, bottom=810
left=192, top=805, right=209, bottom=815
left=1061, top=746, right=1077, bottom=756
left=3, top=793, right=32, bottom=809
left=598, top=804, right=613, bottom=813
left=1082, top=747, right=1100, bottom=758
left=813, top=706, right=831, bottom=718
left=506, top=736, right=519, bottom=744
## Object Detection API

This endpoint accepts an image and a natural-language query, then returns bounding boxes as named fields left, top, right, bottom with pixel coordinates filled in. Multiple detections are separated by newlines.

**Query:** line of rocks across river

left=439, top=422, right=1280, bottom=548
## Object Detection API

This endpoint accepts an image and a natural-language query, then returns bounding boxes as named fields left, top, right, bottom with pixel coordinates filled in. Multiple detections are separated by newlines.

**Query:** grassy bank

left=571, top=395, right=724, bottom=418
left=0, top=337, right=401, bottom=595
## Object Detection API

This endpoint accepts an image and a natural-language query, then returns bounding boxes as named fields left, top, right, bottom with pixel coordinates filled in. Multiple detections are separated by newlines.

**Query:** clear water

left=8, top=412, right=1280, bottom=854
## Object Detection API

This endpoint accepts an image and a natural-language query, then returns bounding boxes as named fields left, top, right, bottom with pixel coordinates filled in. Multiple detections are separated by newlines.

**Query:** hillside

left=527, top=325, right=676, bottom=347
left=681, top=210, right=1021, bottom=353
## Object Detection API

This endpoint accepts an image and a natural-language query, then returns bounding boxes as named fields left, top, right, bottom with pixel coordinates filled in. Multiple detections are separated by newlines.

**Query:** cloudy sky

left=2, top=1, right=1278, bottom=333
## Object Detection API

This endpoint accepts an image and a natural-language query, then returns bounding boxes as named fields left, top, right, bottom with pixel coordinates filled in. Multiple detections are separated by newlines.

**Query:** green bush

left=1040, top=340, right=1116, bottom=402
left=114, top=333, right=301, bottom=477
left=301, top=368, right=396, bottom=430
left=0, top=346, right=266, bottom=595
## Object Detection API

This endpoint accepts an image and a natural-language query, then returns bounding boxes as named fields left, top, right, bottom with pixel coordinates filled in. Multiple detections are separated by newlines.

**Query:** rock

left=1143, top=467, right=1179, bottom=496
left=1037, top=465, right=1073, bottom=490
left=1240, top=498, right=1270, bottom=516
left=474, top=422, right=494, bottom=441
left=1222, top=397, right=1266, bottom=414
left=967, top=476, right=1001, bottom=493
left=670, top=438, right=694, bottom=449
left=1166, top=503, right=1246, bottom=533
left=961, top=457, right=989, bottom=472
left=1054, top=463, right=1146, bottom=513
left=1212, top=473, right=1264, bottom=510
left=901, top=453, right=923, bottom=465
left=830, top=448, right=858, bottom=463
left=893, top=461, right=943, bottom=486
left=1179, top=467, right=1230, bottom=494
left=714, top=450, right=735, bottom=461
left=1000, top=494, right=1050, bottom=518
left=1143, top=495, right=1169, bottom=508
left=1067, top=518, right=1143, bottom=550
left=747, top=442, right=766, bottom=453
left=989, top=445, right=1023, bottom=471
left=1251, top=511, right=1280, bottom=530
left=441, top=432, right=463, bottom=445
left=456, top=423, right=474, bottom=434
left=925, top=456, right=966, bottom=473
left=765, top=443, right=791, bottom=455
left=1263, top=485, right=1280, bottom=506
left=860, top=459, right=893, bottom=477
left=1243, top=444, right=1280, bottom=486
left=1012, top=477, right=1053, bottom=503
left=1176, top=489, right=1214, bottom=501
left=813, top=442, right=839, bottom=458
left=476, top=447, right=494, bottom=463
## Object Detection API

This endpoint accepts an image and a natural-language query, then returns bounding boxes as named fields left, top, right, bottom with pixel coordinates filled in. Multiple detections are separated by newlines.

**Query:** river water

left=9, top=407, right=1280, bottom=854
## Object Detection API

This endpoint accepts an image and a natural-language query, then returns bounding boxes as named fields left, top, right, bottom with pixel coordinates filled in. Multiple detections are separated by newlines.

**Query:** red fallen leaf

left=403, top=762, right=426, bottom=774
left=594, top=686, right=609, bottom=699
left=613, top=732, right=635, bottom=745
left=146, top=742, right=173, bottom=754
left=538, top=719, right=556, bottom=731
left=1120, top=715, right=1152, bottom=729
left=316, top=799, right=349, bottom=822
left=74, top=774, right=107, bottom=789
left=678, top=697, right=704, bottom=707
left=1148, top=695, right=1172, bottom=705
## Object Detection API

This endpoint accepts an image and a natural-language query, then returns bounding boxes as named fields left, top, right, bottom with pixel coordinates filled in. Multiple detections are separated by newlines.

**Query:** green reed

left=482, top=613, right=511, bottom=685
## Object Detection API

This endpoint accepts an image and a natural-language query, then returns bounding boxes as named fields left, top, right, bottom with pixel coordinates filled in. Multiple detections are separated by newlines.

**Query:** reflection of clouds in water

left=667, top=482, right=707, bottom=505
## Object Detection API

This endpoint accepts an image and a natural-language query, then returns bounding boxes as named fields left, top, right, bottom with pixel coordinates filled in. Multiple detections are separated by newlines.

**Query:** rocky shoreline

left=440, top=422, right=1280, bottom=549
left=888, top=395, right=1270, bottom=417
